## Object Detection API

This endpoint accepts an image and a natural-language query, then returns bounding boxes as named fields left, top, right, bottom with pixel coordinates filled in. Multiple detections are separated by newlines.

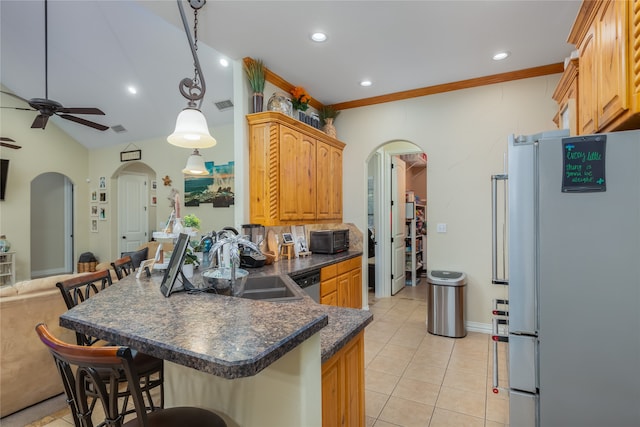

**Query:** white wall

left=338, top=74, right=561, bottom=326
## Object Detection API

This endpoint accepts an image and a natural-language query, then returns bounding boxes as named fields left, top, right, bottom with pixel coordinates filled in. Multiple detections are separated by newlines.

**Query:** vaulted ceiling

left=0, top=1, right=581, bottom=149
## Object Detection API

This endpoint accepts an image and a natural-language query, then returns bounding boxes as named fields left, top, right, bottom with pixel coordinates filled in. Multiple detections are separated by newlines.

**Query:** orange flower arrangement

left=290, top=86, right=310, bottom=111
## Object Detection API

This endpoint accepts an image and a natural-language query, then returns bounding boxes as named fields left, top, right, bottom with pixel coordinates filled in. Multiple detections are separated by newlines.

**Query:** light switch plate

left=437, top=223, right=447, bottom=233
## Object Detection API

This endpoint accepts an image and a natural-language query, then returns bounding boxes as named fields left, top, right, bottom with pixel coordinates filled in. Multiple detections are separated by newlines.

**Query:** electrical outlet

left=437, top=223, right=447, bottom=233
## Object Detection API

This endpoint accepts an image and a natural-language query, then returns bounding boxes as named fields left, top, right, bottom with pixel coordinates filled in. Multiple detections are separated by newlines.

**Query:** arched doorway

left=30, top=172, right=73, bottom=277
left=366, top=141, right=427, bottom=299
left=111, top=162, right=157, bottom=259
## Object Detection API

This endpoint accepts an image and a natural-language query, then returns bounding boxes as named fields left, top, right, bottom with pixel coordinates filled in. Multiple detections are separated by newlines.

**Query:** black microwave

left=309, top=229, right=349, bottom=254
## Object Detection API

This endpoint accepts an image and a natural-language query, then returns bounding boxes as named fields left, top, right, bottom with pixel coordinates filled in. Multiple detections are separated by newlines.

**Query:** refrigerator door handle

left=491, top=174, right=508, bottom=285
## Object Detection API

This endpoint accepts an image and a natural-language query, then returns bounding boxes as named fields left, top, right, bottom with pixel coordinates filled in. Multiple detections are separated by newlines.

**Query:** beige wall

left=87, top=123, right=235, bottom=263
left=338, top=74, right=561, bottom=327
left=0, top=88, right=90, bottom=281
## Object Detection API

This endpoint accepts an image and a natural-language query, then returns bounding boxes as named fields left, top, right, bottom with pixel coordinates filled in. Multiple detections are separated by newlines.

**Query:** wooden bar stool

left=35, top=323, right=227, bottom=427
left=279, top=242, right=295, bottom=260
left=56, top=270, right=164, bottom=414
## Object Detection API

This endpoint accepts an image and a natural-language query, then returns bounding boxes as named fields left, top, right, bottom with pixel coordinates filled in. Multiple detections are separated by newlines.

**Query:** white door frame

left=368, top=141, right=424, bottom=299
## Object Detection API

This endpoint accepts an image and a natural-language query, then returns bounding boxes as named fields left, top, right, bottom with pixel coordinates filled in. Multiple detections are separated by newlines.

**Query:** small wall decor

left=90, top=189, right=98, bottom=202
left=163, top=175, right=172, bottom=186
left=99, top=190, right=108, bottom=203
left=151, top=180, right=157, bottom=190
left=150, top=195, right=157, bottom=206
left=120, top=143, right=142, bottom=162
left=99, top=207, right=107, bottom=220
left=90, top=204, right=98, bottom=217
left=99, top=176, right=106, bottom=190
left=90, top=219, right=98, bottom=233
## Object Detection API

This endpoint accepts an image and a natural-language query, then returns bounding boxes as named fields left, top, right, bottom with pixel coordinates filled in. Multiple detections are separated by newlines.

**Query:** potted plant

left=319, top=105, right=340, bottom=138
left=244, top=59, right=266, bottom=113
left=183, top=214, right=201, bottom=233
left=182, top=246, right=199, bottom=279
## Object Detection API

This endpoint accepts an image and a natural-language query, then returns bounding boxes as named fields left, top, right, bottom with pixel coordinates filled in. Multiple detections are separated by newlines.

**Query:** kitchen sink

left=240, top=275, right=304, bottom=302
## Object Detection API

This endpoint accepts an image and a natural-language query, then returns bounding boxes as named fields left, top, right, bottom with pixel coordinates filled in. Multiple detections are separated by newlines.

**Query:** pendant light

left=168, top=0, right=217, bottom=154
left=182, top=149, right=208, bottom=175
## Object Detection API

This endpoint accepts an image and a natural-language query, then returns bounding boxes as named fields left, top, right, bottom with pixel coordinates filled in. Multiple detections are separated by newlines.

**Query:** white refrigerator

left=501, top=129, right=640, bottom=426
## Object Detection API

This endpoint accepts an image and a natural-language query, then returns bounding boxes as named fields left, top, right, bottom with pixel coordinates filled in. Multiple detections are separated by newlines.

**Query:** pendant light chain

left=192, top=8, right=200, bottom=92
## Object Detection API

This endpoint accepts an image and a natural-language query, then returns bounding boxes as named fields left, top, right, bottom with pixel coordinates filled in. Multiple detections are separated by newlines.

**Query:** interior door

left=118, top=174, right=148, bottom=254
left=391, top=157, right=406, bottom=295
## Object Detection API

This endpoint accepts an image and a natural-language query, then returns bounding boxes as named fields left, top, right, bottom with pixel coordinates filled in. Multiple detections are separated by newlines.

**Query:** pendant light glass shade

left=168, top=108, right=217, bottom=148
left=182, top=149, right=209, bottom=175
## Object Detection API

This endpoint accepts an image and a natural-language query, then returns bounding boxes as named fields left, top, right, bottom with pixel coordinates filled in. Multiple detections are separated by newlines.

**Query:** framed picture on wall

left=99, top=207, right=107, bottom=221
left=90, top=204, right=98, bottom=217
left=150, top=195, right=157, bottom=206
left=90, top=189, right=98, bottom=202
left=90, top=219, right=98, bottom=233
left=99, top=191, right=108, bottom=203
left=151, top=180, right=157, bottom=190
left=99, top=176, right=107, bottom=189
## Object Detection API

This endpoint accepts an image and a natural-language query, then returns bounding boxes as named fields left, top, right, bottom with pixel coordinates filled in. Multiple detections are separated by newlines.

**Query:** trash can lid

left=426, top=270, right=467, bottom=286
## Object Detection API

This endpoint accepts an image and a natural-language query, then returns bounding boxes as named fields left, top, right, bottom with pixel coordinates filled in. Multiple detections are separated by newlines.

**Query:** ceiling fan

left=0, top=137, right=21, bottom=150
left=0, top=0, right=108, bottom=132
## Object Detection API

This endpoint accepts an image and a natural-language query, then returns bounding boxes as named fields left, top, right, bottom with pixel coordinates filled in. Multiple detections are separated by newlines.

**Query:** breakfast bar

left=59, top=251, right=372, bottom=427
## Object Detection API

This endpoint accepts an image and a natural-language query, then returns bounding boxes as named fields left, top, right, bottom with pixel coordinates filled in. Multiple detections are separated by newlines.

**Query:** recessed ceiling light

left=360, top=80, right=372, bottom=87
left=311, top=32, right=327, bottom=42
left=127, top=86, right=137, bottom=95
left=219, top=58, right=229, bottom=67
left=493, top=51, right=510, bottom=61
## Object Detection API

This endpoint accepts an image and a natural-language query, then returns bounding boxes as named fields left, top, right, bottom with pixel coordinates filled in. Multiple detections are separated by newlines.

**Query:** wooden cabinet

left=322, top=331, right=365, bottom=427
left=316, top=141, right=343, bottom=220
left=552, top=58, right=579, bottom=135
left=247, top=112, right=346, bottom=226
left=321, top=256, right=362, bottom=309
left=565, top=0, right=640, bottom=134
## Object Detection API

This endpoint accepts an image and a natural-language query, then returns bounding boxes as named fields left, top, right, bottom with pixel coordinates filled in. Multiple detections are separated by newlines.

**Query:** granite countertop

left=60, top=251, right=372, bottom=378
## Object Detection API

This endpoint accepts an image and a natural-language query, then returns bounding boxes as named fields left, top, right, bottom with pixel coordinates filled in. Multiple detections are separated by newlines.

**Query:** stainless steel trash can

left=426, top=270, right=467, bottom=338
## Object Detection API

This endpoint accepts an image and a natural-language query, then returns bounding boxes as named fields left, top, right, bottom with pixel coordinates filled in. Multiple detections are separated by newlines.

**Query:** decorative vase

left=323, top=118, right=337, bottom=138
left=0, top=235, right=10, bottom=253
left=173, top=218, right=184, bottom=235
left=267, top=92, right=293, bottom=117
left=252, top=92, right=264, bottom=113
left=298, top=111, right=306, bottom=122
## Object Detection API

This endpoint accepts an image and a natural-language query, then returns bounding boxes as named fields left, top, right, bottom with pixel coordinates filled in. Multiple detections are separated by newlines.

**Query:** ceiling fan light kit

left=168, top=0, right=217, bottom=173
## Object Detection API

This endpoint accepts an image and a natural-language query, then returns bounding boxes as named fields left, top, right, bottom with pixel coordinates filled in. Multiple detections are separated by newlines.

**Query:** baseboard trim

left=466, top=321, right=492, bottom=334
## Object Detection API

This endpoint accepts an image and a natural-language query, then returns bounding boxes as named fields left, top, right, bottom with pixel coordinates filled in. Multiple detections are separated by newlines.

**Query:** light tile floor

left=3, top=282, right=509, bottom=427
left=365, top=283, right=509, bottom=427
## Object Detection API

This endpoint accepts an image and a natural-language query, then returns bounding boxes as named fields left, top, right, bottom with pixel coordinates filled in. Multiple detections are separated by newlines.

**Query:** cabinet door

left=322, top=355, right=343, bottom=427
left=337, top=273, right=350, bottom=307
left=342, top=332, right=365, bottom=427
left=316, top=141, right=343, bottom=220
left=597, top=0, right=629, bottom=129
left=579, top=25, right=598, bottom=134
left=349, top=267, right=362, bottom=309
left=321, top=291, right=338, bottom=306
left=279, top=126, right=316, bottom=220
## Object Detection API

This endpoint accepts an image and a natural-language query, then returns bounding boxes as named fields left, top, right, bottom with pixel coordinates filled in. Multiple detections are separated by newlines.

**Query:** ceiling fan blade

left=59, top=107, right=105, bottom=115
left=0, top=141, right=22, bottom=150
left=0, top=106, right=35, bottom=111
left=0, top=90, right=31, bottom=105
left=59, top=114, right=109, bottom=131
left=32, top=114, right=49, bottom=129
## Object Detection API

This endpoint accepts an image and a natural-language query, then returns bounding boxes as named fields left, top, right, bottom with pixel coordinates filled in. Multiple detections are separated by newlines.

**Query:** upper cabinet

left=563, top=0, right=640, bottom=134
left=247, top=112, right=345, bottom=226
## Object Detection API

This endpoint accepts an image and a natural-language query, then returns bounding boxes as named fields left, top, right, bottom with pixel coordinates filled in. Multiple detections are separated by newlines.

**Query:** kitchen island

left=59, top=251, right=372, bottom=427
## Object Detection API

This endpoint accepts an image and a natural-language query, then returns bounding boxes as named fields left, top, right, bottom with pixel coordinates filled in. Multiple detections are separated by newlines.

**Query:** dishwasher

left=290, top=269, right=321, bottom=303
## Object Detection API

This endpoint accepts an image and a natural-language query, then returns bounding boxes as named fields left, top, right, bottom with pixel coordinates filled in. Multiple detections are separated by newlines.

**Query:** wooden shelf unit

left=0, top=252, right=16, bottom=286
